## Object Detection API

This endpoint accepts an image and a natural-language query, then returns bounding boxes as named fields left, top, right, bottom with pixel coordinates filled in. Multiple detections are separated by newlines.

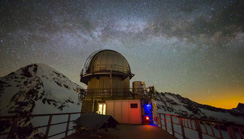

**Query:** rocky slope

left=153, top=92, right=244, bottom=124
left=0, top=63, right=85, bottom=138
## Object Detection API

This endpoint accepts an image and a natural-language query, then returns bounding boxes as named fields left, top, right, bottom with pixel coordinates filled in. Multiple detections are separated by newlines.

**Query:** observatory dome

left=80, top=50, right=134, bottom=84
left=85, top=50, right=131, bottom=74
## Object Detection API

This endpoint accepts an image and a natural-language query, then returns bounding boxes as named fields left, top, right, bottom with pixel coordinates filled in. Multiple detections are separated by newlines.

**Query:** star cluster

left=0, top=0, right=244, bottom=108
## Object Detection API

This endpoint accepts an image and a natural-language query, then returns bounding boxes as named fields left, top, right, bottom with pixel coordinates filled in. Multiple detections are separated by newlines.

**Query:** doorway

left=98, top=103, right=106, bottom=115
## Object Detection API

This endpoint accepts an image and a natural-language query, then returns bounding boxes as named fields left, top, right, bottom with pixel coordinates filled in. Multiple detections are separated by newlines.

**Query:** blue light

left=143, top=103, right=152, bottom=123
left=144, top=104, right=152, bottom=111
left=146, top=104, right=152, bottom=109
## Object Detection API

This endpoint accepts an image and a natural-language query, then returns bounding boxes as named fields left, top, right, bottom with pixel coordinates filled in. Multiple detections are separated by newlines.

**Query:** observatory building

left=80, top=50, right=154, bottom=124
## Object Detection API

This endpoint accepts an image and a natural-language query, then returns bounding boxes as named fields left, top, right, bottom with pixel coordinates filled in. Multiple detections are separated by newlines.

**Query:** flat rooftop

left=64, top=124, right=175, bottom=139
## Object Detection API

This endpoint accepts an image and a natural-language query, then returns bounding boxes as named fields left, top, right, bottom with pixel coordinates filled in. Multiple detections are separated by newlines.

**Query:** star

left=0, top=0, right=243, bottom=109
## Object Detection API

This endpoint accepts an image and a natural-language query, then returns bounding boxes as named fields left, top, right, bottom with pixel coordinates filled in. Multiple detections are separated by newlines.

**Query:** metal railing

left=82, top=88, right=151, bottom=99
left=156, top=113, right=244, bottom=139
left=83, top=64, right=131, bottom=75
left=0, top=112, right=82, bottom=139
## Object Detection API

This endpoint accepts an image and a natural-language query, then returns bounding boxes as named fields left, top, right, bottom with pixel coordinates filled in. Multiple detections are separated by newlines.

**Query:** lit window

left=98, top=103, right=106, bottom=115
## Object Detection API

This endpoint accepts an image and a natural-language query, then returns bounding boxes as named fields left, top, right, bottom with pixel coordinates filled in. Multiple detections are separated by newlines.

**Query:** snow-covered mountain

left=153, top=92, right=244, bottom=125
left=0, top=63, right=85, bottom=138
left=1, top=63, right=243, bottom=138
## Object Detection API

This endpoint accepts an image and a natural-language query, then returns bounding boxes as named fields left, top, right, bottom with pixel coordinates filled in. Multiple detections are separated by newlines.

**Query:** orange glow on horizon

left=201, top=97, right=242, bottom=109
left=185, top=88, right=244, bottom=109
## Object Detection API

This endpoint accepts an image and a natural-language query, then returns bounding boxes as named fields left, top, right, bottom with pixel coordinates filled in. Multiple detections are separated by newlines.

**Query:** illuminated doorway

left=98, top=103, right=106, bottom=115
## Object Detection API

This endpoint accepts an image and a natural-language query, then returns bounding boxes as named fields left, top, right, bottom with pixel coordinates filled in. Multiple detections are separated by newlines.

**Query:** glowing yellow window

left=98, top=103, right=106, bottom=115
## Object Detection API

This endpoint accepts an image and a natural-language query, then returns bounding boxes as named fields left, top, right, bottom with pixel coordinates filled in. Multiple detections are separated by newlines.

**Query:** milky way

left=0, top=0, right=244, bottom=108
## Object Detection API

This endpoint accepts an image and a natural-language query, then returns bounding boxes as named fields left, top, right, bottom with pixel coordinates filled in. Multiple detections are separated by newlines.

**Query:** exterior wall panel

left=106, top=100, right=142, bottom=124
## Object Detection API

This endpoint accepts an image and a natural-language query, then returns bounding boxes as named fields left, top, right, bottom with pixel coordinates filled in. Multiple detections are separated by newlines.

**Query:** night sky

left=0, top=0, right=244, bottom=109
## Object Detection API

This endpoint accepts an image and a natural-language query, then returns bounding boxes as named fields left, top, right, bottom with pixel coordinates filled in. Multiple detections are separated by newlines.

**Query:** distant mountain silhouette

left=235, top=103, right=244, bottom=113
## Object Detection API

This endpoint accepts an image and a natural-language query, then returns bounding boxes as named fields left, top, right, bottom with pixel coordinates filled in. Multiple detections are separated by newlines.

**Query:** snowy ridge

left=154, top=92, right=244, bottom=125
left=0, top=63, right=85, bottom=138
